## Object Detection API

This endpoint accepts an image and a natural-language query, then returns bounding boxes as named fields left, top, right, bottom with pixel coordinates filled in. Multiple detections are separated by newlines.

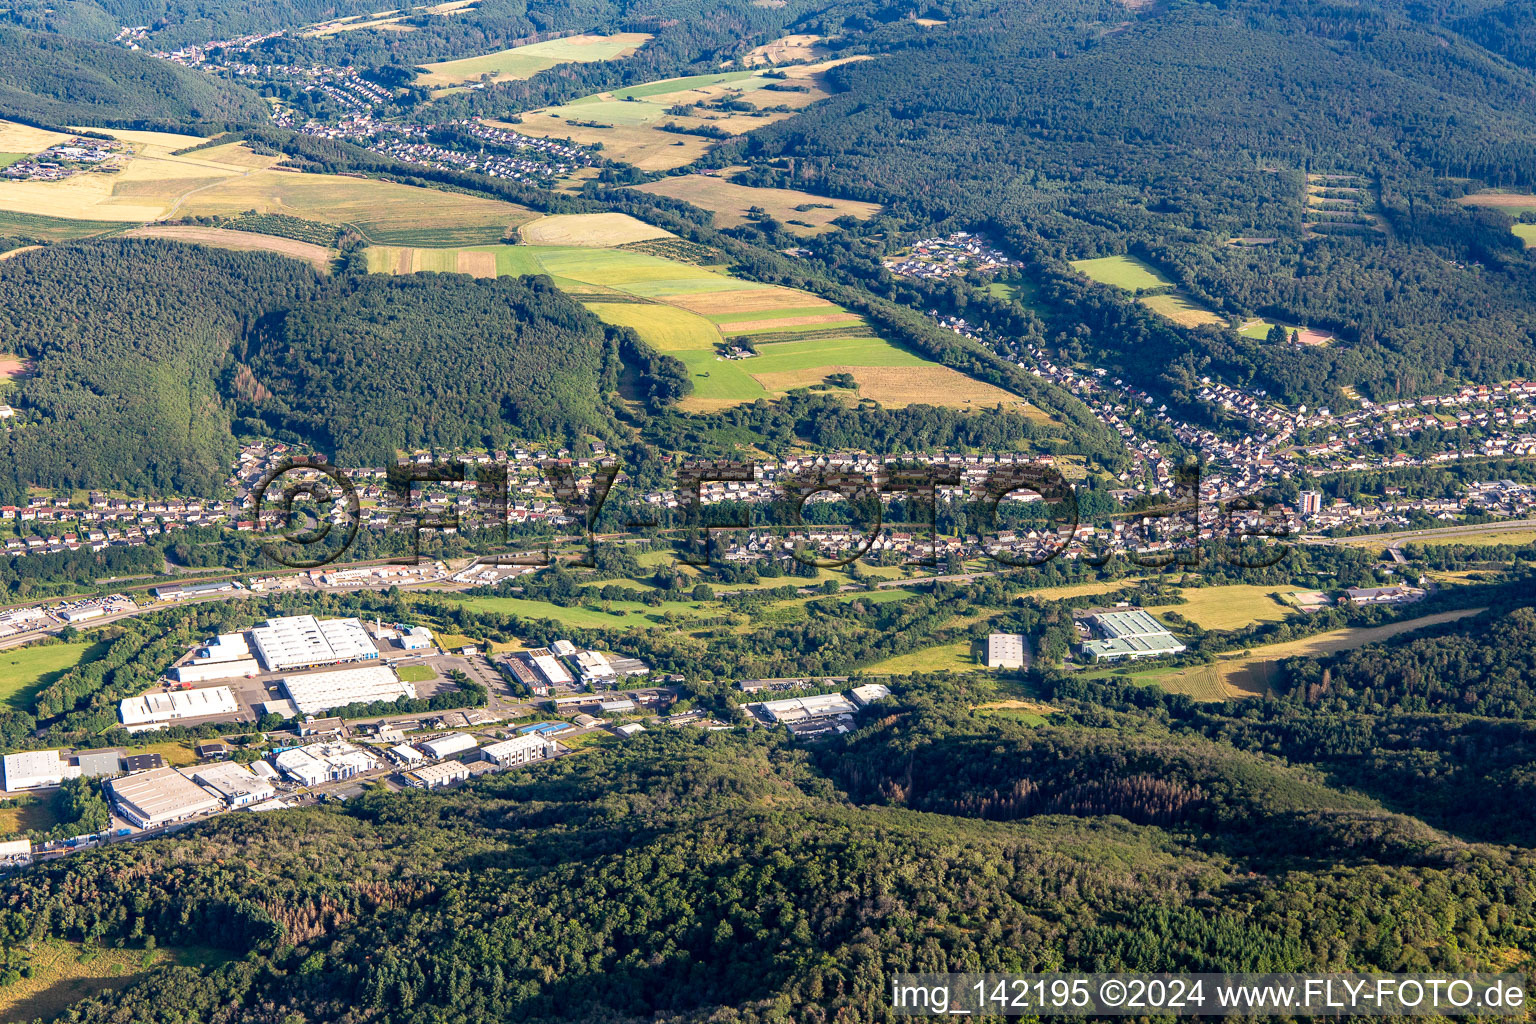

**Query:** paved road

left=1302, top=518, right=1536, bottom=547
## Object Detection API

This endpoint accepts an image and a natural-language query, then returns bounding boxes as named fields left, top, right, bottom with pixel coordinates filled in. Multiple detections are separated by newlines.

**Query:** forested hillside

left=0, top=241, right=633, bottom=499
left=243, top=273, right=618, bottom=463
left=0, top=27, right=265, bottom=130
left=0, top=242, right=319, bottom=501
left=731, top=0, right=1536, bottom=407
left=0, top=723, right=1531, bottom=1022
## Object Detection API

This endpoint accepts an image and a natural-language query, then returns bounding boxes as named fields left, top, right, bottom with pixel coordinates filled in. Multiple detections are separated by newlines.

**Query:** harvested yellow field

left=123, top=225, right=335, bottom=273
left=722, top=312, right=865, bottom=332
left=1017, top=579, right=1133, bottom=602
left=669, top=287, right=837, bottom=315
left=416, top=32, right=652, bottom=88
left=741, top=33, right=829, bottom=66
left=496, top=114, right=715, bottom=172
left=178, top=170, right=537, bottom=243
left=518, top=212, right=672, bottom=246
left=1151, top=607, right=1484, bottom=701
left=751, top=363, right=1043, bottom=413
left=504, top=58, right=866, bottom=171
left=0, top=119, right=70, bottom=153
left=457, top=249, right=497, bottom=276
left=0, top=131, right=281, bottom=222
left=1139, top=291, right=1225, bottom=328
left=1164, top=584, right=1294, bottom=631
left=629, top=173, right=881, bottom=234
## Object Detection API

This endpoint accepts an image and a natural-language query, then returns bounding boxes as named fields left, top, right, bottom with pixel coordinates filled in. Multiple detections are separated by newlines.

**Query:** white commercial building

left=119, top=686, right=239, bottom=727
left=60, top=606, right=105, bottom=623
left=250, top=615, right=379, bottom=672
left=403, top=761, right=470, bottom=789
left=2, top=750, right=76, bottom=791
left=279, top=666, right=416, bottom=716
left=107, top=767, right=222, bottom=829
left=272, top=742, right=377, bottom=787
left=849, top=683, right=891, bottom=707
left=986, top=633, right=1027, bottom=669
left=418, top=732, right=477, bottom=759
left=398, top=626, right=433, bottom=651
left=389, top=743, right=425, bottom=765
left=574, top=650, right=616, bottom=681
left=759, top=693, right=858, bottom=724
left=0, top=838, right=32, bottom=862
left=481, top=734, right=552, bottom=767
left=171, top=659, right=261, bottom=684
left=183, top=762, right=276, bottom=808
left=531, top=654, right=573, bottom=687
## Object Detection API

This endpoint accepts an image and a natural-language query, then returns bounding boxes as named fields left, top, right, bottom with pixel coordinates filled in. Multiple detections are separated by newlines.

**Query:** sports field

left=0, top=640, right=100, bottom=711
left=396, top=664, right=438, bottom=683
left=1070, top=254, right=1173, bottom=290
left=629, top=173, right=881, bottom=234
left=501, top=57, right=866, bottom=170
left=416, top=33, right=652, bottom=89
left=1140, top=607, right=1484, bottom=701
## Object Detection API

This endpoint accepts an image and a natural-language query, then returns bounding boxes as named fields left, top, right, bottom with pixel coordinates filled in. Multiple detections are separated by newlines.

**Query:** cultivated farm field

left=364, top=239, right=1039, bottom=413
left=629, top=172, right=881, bottom=234
left=415, top=32, right=652, bottom=89
left=1142, top=607, right=1484, bottom=700
left=123, top=225, right=336, bottom=272
left=501, top=57, right=866, bottom=170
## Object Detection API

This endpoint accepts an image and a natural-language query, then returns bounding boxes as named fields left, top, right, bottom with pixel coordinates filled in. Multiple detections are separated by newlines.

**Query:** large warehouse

left=482, top=734, right=553, bottom=768
left=119, top=686, right=239, bottom=728
left=172, top=633, right=261, bottom=683
left=2, top=750, right=74, bottom=791
left=107, top=767, right=222, bottom=829
left=280, top=666, right=417, bottom=715
left=1081, top=609, right=1188, bottom=662
left=250, top=615, right=379, bottom=672
left=184, top=762, right=276, bottom=808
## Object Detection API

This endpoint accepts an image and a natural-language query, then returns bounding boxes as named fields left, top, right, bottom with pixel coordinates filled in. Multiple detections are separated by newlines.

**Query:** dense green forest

left=0, top=718, right=1531, bottom=1022
left=0, top=242, right=647, bottom=499
left=716, top=0, right=1536, bottom=407
left=0, top=26, right=264, bottom=130
left=241, top=273, right=618, bottom=464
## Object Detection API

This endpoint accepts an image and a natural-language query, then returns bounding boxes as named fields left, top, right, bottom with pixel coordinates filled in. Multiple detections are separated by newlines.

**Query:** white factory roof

left=120, top=686, right=239, bottom=726
left=482, top=734, right=549, bottom=761
left=390, top=743, right=425, bottom=763
left=249, top=760, right=279, bottom=781
left=404, top=761, right=471, bottom=787
left=250, top=615, right=378, bottom=672
left=849, top=683, right=891, bottom=706
left=199, top=634, right=251, bottom=663
left=418, top=732, right=478, bottom=759
left=575, top=650, right=614, bottom=677
left=280, top=666, right=415, bottom=715
left=171, top=659, right=261, bottom=684
left=107, top=767, right=222, bottom=828
left=760, top=693, right=857, bottom=723
left=184, top=762, right=276, bottom=805
left=2, top=749, right=73, bottom=790
left=532, top=654, right=573, bottom=686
